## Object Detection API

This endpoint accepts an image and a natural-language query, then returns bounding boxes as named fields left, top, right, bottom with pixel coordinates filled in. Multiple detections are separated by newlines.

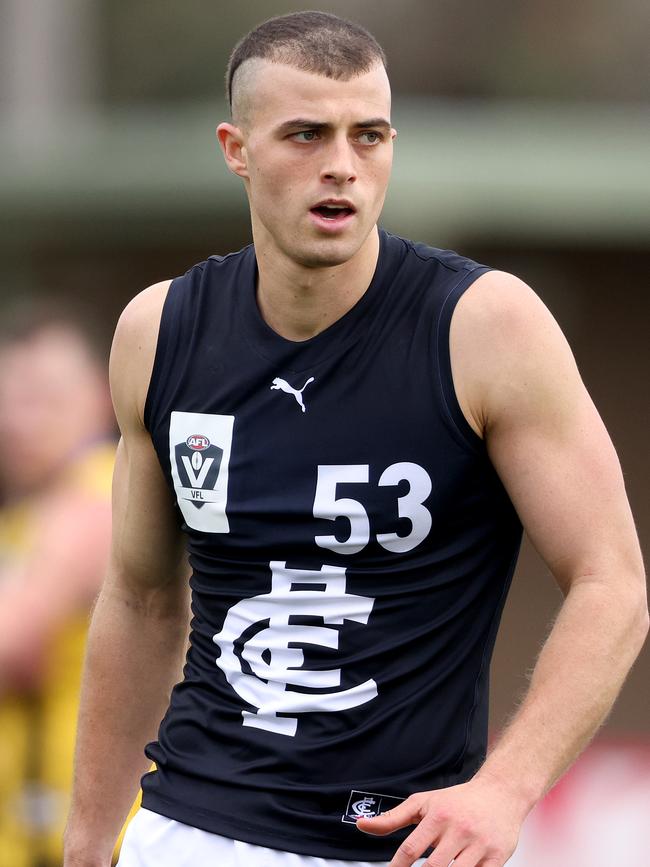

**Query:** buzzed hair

left=226, top=11, right=387, bottom=111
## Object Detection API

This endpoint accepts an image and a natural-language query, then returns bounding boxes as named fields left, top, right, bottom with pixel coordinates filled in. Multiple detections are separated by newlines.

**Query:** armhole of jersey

left=436, top=266, right=491, bottom=454
left=143, top=278, right=178, bottom=433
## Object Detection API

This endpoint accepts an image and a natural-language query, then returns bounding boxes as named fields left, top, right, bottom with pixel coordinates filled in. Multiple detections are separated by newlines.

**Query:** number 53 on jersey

left=313, top=463, right=433, bottom=555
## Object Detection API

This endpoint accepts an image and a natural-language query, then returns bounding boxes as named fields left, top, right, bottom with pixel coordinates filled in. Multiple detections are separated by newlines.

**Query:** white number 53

left=313, top=463, right=432, bottom=555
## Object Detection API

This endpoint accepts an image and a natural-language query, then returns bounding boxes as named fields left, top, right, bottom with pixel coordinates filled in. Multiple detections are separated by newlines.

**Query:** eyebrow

left=276, top=117, right=392, bottom=134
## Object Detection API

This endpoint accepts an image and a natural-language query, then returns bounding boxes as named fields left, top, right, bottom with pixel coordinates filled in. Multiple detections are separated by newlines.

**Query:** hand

left=355, top=775, right=527, bottom=867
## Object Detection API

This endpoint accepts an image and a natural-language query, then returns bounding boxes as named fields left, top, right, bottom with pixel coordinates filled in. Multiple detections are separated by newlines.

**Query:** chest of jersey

left=140, top=233, right=522, bottom=859
left=150, top=236, right=491, bottom=574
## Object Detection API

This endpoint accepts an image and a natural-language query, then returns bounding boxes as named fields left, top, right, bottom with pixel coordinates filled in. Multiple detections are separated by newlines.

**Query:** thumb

left=355, top=796, right=420, bottom=836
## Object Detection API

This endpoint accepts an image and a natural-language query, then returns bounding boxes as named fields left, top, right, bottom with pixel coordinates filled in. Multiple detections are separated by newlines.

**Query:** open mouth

left=310, top=204, right=355, bottom=221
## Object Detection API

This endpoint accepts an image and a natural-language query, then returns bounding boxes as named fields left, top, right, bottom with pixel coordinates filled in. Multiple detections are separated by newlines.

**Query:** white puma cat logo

left=270, top=376, right=315, bottom=413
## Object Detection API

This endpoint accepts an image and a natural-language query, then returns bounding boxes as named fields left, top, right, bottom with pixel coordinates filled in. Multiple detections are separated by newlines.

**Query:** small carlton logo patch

left=342, top=790, right=405, bottom=825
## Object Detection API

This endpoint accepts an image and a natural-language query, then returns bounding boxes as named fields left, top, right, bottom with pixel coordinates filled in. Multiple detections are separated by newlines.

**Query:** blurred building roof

left=1, top=100, right=649, bottom=249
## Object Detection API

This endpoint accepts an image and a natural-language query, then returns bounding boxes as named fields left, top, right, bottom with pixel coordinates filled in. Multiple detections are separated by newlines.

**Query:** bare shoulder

left=453, top=269, right=554, bottom=333
left=450, top=272, right=645, bottom=596
left=109, top=280, right=172, bottom=431
left=449, top=270, right=580, bottom=438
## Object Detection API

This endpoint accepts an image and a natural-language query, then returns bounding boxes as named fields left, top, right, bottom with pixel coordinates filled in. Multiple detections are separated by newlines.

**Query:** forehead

left=241, top=60, right=392, bottom=129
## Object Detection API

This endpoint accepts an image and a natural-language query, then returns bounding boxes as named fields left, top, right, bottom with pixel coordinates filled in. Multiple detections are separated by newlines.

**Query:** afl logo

left=186, top=434, right=210, bottom=451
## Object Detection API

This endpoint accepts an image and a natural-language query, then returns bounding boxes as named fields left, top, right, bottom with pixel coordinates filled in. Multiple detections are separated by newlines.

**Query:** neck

left=253, top=228, right=380, bottom=342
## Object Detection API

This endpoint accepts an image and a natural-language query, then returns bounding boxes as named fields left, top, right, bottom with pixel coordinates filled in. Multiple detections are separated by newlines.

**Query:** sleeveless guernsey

left=141, top=229, right=523, bottom=861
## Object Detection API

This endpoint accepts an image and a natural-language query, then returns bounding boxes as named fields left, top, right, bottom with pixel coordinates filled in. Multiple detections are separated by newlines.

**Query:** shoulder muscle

left=450, top=270, right=643, bottom=592
left=450, top=270, right=578, bottom=438
left=109, top=280, right=172, bottom=434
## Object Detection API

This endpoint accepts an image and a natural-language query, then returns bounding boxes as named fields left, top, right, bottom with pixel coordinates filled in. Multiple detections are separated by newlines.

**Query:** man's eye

left=358, top=131, right=382, bottom=145
left=292, top=131, right=319, bottom=142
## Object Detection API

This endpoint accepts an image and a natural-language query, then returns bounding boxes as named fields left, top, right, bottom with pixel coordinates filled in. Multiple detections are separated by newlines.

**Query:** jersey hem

left=141, top=791, right=405, bottom=861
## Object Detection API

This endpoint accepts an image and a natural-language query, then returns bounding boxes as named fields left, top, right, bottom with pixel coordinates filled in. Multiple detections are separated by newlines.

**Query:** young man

left=63, top=12, right=648, bottom=867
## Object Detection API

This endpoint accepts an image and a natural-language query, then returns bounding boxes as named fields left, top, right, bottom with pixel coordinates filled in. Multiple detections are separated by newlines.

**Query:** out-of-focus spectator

left=0, top=307, right=116, bottom=867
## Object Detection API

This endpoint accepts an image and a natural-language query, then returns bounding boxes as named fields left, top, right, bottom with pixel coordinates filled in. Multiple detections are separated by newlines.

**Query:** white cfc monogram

left=213, top=561, right=377, bottom=736
left=213, top=462, right=432, bottom=736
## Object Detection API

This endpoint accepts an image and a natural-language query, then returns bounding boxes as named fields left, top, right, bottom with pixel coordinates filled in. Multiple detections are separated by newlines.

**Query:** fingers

left=434, top=846, right=506, bottom=867
left=356, top=795, right=424, bottom=837
left=387, top=823, right=507, bottom=867
left=400, top=840, right=460, bottom=867
left=358, top=787, right=513, bottom=867
left=397, top=842, right=504, bottom=867
left=443, top=845, right=489, bottom=867
left=387, top=820, right=440, bottom=866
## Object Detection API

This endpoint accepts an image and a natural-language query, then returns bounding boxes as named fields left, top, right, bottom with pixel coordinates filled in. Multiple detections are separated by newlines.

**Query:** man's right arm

left=64, top=281, right=191, bottom=866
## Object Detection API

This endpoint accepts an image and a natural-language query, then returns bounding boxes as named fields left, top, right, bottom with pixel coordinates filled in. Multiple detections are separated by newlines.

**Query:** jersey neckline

left=236, top=228, right=402, bottom=372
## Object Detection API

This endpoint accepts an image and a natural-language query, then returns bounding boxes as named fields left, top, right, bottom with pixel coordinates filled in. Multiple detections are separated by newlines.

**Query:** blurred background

left=0, top=1, right=648, bottom=865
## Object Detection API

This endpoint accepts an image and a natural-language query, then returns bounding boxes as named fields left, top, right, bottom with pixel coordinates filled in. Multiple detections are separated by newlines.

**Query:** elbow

left=579, top=568, right=649, bottom=656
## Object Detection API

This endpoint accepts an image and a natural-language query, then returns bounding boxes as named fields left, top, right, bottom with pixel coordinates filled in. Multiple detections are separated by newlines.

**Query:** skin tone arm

left=0, top=490, right=111, bottom=693
left=357, top=271, right=649, bottom=867
left=63, top=281, right=192, bottom=867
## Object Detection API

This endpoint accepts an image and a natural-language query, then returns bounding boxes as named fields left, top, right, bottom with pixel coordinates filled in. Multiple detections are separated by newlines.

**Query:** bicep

left=453, top=272, right=644, bottom=595
left=487, top=367, right=640, bottom=594
left=107, top=279, right=190, bottom=601
left=110, top=433, right=189, bottom=597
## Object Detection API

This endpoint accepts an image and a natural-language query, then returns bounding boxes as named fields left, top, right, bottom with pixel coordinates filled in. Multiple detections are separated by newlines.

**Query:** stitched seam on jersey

left=146, top=248, right=250, bottom=428
left=207, top=245, right=254, bottom=266
left=435, top=267, right=489, bottom=456
left=143, top=272, right=203, bottom=433
left=406, top=243, right=463, bottom=271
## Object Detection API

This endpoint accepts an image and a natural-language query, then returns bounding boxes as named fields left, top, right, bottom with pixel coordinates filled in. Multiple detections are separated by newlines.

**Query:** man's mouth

left=309, top=201, right=357, bottom=225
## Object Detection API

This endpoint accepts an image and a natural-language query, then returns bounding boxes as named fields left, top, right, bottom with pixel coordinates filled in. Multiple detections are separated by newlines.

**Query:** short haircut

left=226, top=11, right=387, bottom=110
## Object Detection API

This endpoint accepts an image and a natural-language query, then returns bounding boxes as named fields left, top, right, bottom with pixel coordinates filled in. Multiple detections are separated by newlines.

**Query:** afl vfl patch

left=169, top=411, right=234, bottom=533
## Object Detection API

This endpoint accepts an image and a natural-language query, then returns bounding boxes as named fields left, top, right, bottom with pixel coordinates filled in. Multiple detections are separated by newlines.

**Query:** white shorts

left=117, top=808, right=427, bottom=867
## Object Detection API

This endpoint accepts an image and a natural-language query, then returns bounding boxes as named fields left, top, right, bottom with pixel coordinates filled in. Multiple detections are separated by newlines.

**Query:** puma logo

left=270, top=376, right=315, bottom=413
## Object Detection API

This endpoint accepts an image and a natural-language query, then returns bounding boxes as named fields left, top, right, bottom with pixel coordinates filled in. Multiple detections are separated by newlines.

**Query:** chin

left=291, top=236, right=365, bottom=270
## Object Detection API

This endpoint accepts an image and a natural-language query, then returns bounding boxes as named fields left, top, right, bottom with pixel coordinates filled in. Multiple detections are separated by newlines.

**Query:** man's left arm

left=357, top=271, right=648, bottom=867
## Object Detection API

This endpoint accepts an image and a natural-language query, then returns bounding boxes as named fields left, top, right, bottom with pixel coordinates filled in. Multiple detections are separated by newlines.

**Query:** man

left=64, top=11, right=648, bottom=867
left=0, top=311, right=115, bottom=866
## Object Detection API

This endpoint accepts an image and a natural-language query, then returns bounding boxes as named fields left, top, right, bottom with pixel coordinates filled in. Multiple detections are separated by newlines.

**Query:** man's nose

left=320, top=136, right=357, bottom=185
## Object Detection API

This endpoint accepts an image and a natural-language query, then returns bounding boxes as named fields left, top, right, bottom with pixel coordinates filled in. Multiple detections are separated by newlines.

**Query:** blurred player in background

left=0, top=307, right=115, bottom=867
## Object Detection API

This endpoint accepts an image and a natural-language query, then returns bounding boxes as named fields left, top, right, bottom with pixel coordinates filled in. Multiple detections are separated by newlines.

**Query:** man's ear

left=217, top=123, right=249, bottom=179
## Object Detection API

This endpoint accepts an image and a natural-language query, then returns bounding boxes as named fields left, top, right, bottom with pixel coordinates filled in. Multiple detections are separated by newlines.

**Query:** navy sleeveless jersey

left=141, top=229, right=522, bottom=860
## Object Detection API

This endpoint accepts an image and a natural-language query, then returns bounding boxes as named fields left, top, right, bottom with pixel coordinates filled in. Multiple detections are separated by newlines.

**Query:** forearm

left=64, top=575, right=189, bottom=862
left=476, top=575, right=648, bottom=813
